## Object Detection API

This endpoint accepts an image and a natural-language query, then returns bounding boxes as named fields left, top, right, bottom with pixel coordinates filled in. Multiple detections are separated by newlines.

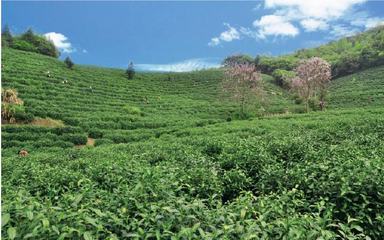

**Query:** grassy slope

left=328, top=65, right=384, bottom=108
left=2, top=48, right=295, bottom=149
left=2, top=48, right=384, bottom=239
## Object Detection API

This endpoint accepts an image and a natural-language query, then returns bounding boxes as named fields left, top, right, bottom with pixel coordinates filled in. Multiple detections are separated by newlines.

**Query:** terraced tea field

left=2, top=48, right=384, bottom=239
left=329, top=65, right=384, bottom=109
left=2, top=48, right=298, bottom=150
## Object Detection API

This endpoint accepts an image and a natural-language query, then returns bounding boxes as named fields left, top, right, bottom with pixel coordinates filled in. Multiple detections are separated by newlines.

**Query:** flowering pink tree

left=223, top=62, right=263, bottom=117
left=291, top=57, right=332, bottom=112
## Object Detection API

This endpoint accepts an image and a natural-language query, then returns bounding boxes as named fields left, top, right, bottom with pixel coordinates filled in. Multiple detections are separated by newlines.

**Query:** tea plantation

left=1, top=48, right=384, bottom=239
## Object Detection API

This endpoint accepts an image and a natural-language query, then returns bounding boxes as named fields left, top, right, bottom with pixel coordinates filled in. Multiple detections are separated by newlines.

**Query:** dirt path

left=86, top=137, right=95, bottom=146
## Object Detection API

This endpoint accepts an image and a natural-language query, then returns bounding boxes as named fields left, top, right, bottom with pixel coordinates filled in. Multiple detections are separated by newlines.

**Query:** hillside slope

left=329, top=65, right=384, bottom=108
left=257, top=25, right=384, bottom=78
left=2, top=48, right=295, bottom=150
left=2, top=48, right=384, bottom=239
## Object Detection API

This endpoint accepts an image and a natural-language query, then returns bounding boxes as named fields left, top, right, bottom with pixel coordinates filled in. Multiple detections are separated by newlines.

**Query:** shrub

left=1, top=140, right=23, bottom=148
left=64, top=57, right=74, bottom=69
left=54, top=126, right=81, bottom=135
left=62, top=117, right=80, bottom=126
left=13, top=111, right=34, bottom=123
left=11, top=39, right=37, bottom=53
left=272, top=69, right=296, bottom=88
left=94, top=138, right=114, bottom=146
left=123, top=105, right=142, bottom=115
left=54, top=141, right=74, bottom=148
left=222, top=169, right=253, bottom=202
left=62, top=134, right=87, bottom=145
left=126, top=62, right=135, bottom=79
left=88, top=129, right=103, bottom=139
left=203, top=142, right=223, bottom=157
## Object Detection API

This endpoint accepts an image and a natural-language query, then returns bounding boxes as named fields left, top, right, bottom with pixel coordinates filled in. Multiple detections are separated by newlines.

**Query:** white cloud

left=330, top=25, right=360, bottom=38
left=82, top=49, right=88, bottom=53
left=253, top=3, right=262, bottom=11
left=364, top=18, right=384, bottom=29
left=209, top=0, right=377, bottom=43
left=351, top=17, right=384, bottom=29
left=44, top=32, right=73, bottom=53
left=136, top=58, right=220, bottom=72
left=264, top=0, right=366, bottom=20
left=209, top=38, right=220, bottom=46
left=251, top=0, right=369, bottom=38
left=253, top=15, right=299, bottom=38
left=300, top=19, right=329, bottom=32
left=208, top=23, right=240, bottom=46
left=303, top=40, right=326, bottom=48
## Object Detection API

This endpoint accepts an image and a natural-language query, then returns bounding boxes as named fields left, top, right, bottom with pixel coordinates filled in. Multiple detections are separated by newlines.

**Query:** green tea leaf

left=83, top=231, right=93, bottom=240
left=2, top=214, right=10, bottom=227
left=7, top=227, right=17, bottom=240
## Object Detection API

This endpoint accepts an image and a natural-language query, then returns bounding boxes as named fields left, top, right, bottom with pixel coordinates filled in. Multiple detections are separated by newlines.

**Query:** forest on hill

left=223, top=25, right=384, bottom=82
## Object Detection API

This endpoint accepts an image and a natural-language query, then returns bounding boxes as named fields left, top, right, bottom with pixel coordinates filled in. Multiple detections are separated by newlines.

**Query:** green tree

left=222, top=54, right=254, bottom=67
left=21, top=28, right=35, bottom=43
left=64, top=57, right=74, bottom=69
left=2, top=25, right=13, bottom=47
left=126, top=62, right=135, bottom=79
left=15, top=28, right=60, bottom=58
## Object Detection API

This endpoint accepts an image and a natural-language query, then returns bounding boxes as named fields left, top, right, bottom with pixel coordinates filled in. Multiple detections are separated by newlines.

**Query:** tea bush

left=62, top=134, right=88, bottom=145
left=2, top=47, right=384, bottom=239
left=88, top=129, right=103, bottom=139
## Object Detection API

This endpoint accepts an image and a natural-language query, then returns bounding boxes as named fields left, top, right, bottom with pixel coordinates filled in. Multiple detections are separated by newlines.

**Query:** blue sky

left=2, top=0, right=384, bottom=71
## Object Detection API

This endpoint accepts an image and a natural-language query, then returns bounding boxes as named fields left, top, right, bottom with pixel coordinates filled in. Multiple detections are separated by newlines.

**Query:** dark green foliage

left=88, top=129, right=103, bottom=139
left=62, top=134, right=88, bottom=145
left=257, top=55, right=298, bottom=74
left=126, top=61, right=135, bottom=79
left=10, top=39, right=37, bottom=53
left=255, top=26, right=384, bottom=78
left=222, top=169, right=252, bottom=202
left=94, top=138, right=113, bottom=146
left=2, top=25, right=13, bottom=47
left=6, top=28, right=59, bottom=58
left=20, top=29, right=35, bottom=42
left=13, top=111, right=34, bottom=123
left=202, top=142, right=223, bottom=157
left=64, top=56, right=74, bottom=69
left=272, top=69, right=296, bottom=88
left=222, top=54, right=254, bottom=67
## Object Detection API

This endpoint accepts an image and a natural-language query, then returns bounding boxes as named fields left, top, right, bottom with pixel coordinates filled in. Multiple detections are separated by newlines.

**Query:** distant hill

left=256, top=26, right=384, bottom=78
